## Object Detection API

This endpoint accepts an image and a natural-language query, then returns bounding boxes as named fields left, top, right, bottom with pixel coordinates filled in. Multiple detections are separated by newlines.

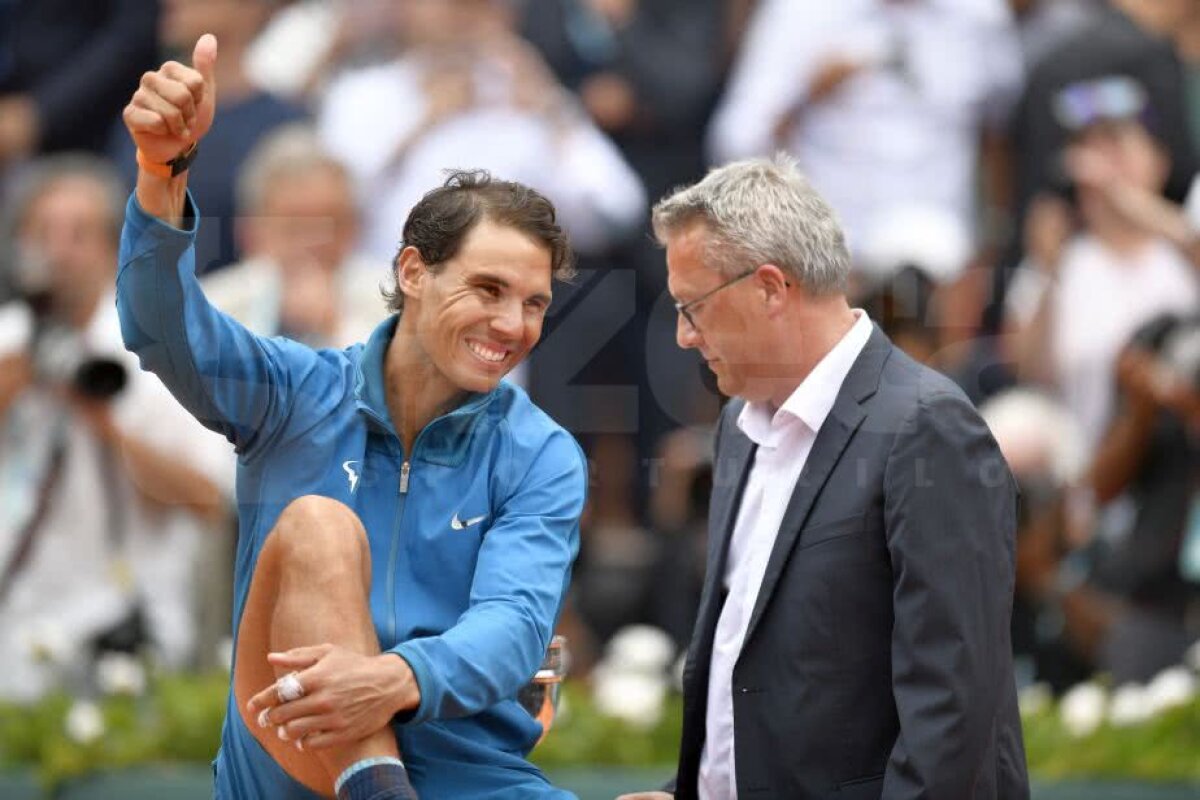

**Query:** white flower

left=592, top=667, right=667, bottom=729
left=1018, top=682, right=1052, bottom=717
left=1183, top=639, right=1200, bottom=674
left=65, top=700, right=105, bottom=744
left=22, top=620, right=73, bottom=665
left=215, top=637, right=234, bottom=672
left=1059, top=681, right=1106, bottom=737
left=95, top=652, right=147, bottom=696
left=671, top=652, right=687, bottom=693
left=603, top=625, right=676, bottom=675
left=1145, top=666, right=1196, bottom=715
left=1108, top=683, right=1152, bottom=727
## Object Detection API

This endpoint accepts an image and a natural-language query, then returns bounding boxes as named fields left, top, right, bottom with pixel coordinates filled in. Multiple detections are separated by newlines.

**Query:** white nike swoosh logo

left=343, top=461, right=360, bottom=493
left=450, top=513, right=487, bottom=530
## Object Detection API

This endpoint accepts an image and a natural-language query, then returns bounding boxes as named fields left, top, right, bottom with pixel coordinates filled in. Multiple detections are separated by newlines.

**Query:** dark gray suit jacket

left=672, top=327, right=1030, bottom=800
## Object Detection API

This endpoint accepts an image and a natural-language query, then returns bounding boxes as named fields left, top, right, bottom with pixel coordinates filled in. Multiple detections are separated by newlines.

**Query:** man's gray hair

left=235, top=123, right=353, bottom=214
left=651, top=154, right=850, bottom=295
left=2, top=153, right=127, bottom=246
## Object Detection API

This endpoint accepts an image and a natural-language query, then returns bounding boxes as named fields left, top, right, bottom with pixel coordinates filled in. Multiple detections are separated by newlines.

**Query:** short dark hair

left=382, top=169, right=575, bottom=314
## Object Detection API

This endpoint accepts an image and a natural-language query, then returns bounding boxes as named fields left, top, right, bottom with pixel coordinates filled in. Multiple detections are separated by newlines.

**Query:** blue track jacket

left=116, top=193, right=586, bottom=799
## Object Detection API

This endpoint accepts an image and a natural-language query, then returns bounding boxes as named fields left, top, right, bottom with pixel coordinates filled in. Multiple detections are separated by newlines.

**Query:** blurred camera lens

left=73, top=357, right=127, bottom=400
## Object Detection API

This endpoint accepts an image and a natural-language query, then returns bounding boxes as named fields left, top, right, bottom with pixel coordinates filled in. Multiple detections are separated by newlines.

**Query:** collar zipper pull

left=399, top=461, right=411, bottom=494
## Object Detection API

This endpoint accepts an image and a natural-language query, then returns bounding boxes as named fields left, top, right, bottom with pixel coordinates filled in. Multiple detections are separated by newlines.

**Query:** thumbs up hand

left=124, top=34, right=219, bottom=166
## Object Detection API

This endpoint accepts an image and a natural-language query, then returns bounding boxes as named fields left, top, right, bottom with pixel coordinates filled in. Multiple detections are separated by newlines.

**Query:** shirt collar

left=737, top=310, right=874, bottom=447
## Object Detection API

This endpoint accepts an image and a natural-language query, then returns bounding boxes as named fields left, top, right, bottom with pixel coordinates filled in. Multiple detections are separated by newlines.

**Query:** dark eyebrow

left=471, top=271, right=552, bottom=306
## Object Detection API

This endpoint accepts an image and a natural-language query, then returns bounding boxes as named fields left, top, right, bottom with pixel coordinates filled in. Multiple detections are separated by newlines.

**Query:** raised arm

left=117, top=34, right=342, bottom=454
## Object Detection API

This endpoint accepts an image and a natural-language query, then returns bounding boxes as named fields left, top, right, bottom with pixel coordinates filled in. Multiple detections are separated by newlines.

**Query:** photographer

left=1084, top=312, right=1200, bottom=681
left=0, top=155, right=232, bottom=701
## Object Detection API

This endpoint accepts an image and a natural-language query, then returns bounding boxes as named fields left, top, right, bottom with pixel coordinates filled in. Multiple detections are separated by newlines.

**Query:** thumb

left=192, top=33, right=219, bottom=92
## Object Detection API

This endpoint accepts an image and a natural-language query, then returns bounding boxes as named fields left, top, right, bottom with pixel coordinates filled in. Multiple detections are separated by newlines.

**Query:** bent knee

left=268, top=494, right=369, bottom=571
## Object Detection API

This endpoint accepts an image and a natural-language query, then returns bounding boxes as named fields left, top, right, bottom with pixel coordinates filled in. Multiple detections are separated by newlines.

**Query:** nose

left=676, top=314, right=701, bottom=350
left=490, top=299, right=524, bottom=339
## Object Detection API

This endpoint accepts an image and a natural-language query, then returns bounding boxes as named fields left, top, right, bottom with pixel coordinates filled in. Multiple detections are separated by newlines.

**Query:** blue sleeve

left=116, top=191, right=344, bottom=457
left=389, top=429, right=587, bottom=724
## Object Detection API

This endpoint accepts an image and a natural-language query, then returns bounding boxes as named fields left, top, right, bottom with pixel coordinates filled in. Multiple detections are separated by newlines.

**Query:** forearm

left=1011, top=274, right=1056, bottom=386
left=135, top=169, right=190, bottom=229
left=112, top=428, right=225, bottom=523
left=1086, top=402, right=1156, bottom=503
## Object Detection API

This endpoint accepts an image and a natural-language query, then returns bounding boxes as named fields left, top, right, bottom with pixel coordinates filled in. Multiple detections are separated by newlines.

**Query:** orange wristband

left=136, top=142, right=198, bottom=179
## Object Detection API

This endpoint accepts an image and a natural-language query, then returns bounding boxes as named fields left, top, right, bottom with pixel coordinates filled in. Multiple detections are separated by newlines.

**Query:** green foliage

left=0, top=671, right=226, bottom=790
left=531, top=683, right=682, bottom=768
left=1022, top=695, right=1200, bottom=783
left=2, top=673, right=1199, bottom=789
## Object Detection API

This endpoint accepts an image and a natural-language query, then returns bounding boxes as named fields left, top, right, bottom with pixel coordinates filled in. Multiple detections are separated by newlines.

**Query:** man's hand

left=1024, top=193, right=1073, bottom=275
left=807, top=57, right=864, bottom=103
left=616, top=793, right=673, bottom=799
left=245, top=644, right=420, bottom=751
left=123, top=34, right=218, bottom=163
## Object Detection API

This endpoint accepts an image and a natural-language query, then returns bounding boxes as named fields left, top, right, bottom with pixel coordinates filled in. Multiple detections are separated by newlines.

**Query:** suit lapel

left=708, top=424, right=756, bottom=584
left=687, top=404, right=755, bottom=679
left=741, top=326, right=892, bottom=647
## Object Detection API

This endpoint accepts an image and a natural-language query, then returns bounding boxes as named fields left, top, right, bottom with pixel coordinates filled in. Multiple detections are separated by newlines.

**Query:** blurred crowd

left=0, top=0, right=1197, bottom=705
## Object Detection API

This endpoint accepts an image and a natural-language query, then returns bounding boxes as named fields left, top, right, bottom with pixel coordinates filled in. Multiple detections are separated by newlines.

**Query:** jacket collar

left=352, top=315, right=497, bottom=465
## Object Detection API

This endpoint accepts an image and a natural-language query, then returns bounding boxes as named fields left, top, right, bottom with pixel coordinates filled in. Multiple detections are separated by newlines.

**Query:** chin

left=457, top=362, right=511, bottom=393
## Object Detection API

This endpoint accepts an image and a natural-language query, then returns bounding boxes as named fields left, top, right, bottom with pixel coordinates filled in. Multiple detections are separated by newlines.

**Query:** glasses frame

left=674, top=267, right=759, bottom=332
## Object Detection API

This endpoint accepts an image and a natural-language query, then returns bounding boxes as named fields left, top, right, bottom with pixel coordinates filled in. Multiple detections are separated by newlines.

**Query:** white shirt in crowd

left=318, top=55, right=646, bottom=262
left=708, top=0, right=1022, bottom=252
left=1049, top=235, right=1198, bottom=458
left=202, top=254, right=386, bottom=349
left=699, top=310, right=874, bottom=800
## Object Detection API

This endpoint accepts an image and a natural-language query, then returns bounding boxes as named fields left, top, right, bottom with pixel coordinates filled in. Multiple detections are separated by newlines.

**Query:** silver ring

left=275, top=671, right=305, bottom=703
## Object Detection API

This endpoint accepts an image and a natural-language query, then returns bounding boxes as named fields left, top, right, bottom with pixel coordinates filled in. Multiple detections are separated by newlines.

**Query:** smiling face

left=402, top=217, right=553, bottom=394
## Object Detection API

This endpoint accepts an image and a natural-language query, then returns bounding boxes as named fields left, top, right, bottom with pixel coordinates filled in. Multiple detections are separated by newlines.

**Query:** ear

left=396, top=245, right=427, bottom=302
left=756, top=264, right=791, bottom=314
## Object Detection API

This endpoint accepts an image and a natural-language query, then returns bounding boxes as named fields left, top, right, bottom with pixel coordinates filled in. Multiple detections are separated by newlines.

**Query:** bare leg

left=233, top=495, right=399, bottom=797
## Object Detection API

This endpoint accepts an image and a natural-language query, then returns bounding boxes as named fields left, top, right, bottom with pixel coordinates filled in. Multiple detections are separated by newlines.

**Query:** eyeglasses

left=674, top=267, right=758, bottom=332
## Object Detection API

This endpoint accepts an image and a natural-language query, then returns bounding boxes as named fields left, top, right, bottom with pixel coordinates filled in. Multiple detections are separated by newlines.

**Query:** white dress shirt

left=698, top=311, right=874, bottom=800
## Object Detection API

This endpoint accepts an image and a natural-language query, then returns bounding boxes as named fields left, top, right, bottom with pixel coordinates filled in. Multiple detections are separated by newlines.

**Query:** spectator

left=853, top=204, right=1016, bottom=401
left=1001, top=0, right=1200, bottom=328
left=708, top=0, right=1023, bottom=255
left=520, top=0, right=728, bottom=504
left=108, top=0, right=308, bottom=275
left=0, top=0, right=158, bottom=171
left=317, top=0, right=646, bottom=264
left=981, top=388, right=1098, bottom=693
left=202, top=124, right=383, bottom=348
left=0, top=155, right=232, bottom=701
left=1008, top=76, right=1199, bottom=457
left=246, top=0, right=403, bottom=103
left=1084, top=313, right=1200, bottom=682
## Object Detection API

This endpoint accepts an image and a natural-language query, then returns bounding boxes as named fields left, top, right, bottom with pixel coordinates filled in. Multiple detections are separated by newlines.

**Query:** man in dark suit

left=620, top=156, right=1029, bottom=800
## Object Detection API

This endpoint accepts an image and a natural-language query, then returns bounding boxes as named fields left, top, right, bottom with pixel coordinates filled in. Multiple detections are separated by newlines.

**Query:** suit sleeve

left=881, top=390, right=1018, bottom=800
left=389, top=429, right=586, bottom=723
left=116, top=191, right=343, bottom=458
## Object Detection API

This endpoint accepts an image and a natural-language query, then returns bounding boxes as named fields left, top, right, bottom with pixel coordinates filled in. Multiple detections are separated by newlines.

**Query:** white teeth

left=468, top=340, right=506, bottom=363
